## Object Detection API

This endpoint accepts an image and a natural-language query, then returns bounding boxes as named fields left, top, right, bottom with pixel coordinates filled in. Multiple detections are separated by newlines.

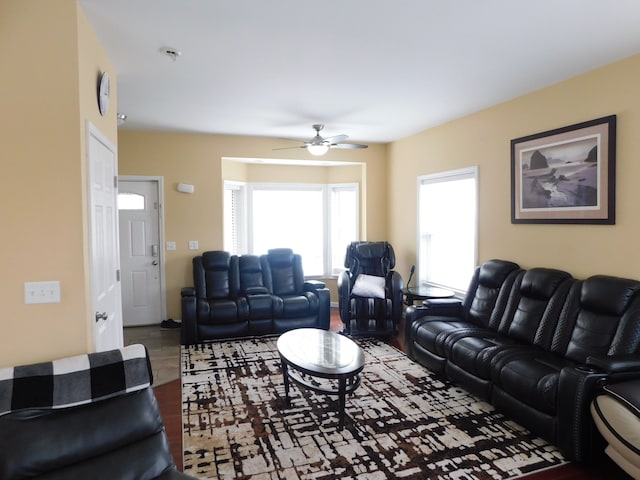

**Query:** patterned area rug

left=182, top=337, right=565, bottom=479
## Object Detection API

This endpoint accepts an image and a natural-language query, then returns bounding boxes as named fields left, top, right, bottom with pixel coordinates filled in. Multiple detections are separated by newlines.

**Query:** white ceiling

left=80, top=0, right=640, bottom=144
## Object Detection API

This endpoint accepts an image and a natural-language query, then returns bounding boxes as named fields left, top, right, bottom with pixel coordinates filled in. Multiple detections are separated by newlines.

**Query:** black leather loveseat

left=0, top=344, right=194, bottom=480
left=181, top=248, right=330, bottom=344
left=405, top=259, right=640, bottom=463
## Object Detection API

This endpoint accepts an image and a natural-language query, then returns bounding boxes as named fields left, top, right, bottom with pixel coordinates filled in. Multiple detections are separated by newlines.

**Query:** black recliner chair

left=0, top=344, right=195, bottom=479
left=183, top=250, right=249, bottom=343
left=261, top=248, right=330, bottom=333
left=337, top=241, right=403, bottom=336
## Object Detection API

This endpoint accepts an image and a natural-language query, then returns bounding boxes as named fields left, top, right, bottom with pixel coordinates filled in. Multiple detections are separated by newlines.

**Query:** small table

left=277, top=328, right=364, bottom=430
left=404, top=285, right=455, bottom=305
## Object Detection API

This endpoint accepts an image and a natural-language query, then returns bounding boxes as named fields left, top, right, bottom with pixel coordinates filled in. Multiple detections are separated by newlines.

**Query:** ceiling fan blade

left=272, top=145, right=307, bottom=151
left=331, top=143, right=368, bottom=149
left=323, top=134, right=349, bottom=143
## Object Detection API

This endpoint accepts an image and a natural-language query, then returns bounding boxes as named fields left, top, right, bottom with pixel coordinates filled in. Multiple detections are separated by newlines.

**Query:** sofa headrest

left=346, top=241, right=395, bottom=270
left=267, top=248, right=294, bottom=267
left=520, top=268, right=572, bottom=300
left=478, top=259, right=520, bottom=288
left=581, top=275, right=640, bottom=316
left=239, top=255, right=262, bottom=273
left=201, top=251, right=230, bottom=270
left=0, top=344, right=151, bottom=417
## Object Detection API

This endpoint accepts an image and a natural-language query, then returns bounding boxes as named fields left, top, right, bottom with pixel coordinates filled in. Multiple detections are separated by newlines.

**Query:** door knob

left=152, top=260, right=159, bottom=266
left=95, top=311, right=108, bottom=322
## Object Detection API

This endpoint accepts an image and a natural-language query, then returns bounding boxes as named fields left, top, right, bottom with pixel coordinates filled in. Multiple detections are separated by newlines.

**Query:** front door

left=118, top=179, right=164, bottom=326
left=87, top=123, right=123, bottom=351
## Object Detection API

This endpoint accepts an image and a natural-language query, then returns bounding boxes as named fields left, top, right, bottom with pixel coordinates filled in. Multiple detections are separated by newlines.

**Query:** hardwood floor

left=155, top=379, right=184, bottom=472
left=145, top=310, right=632, bottom=479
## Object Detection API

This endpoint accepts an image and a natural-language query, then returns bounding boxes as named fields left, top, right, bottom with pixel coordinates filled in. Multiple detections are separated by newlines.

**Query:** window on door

left=224, top=181, right=359, bottom=276
left=417, top=167, right=478, bottom=292
left=117, top=192, right=145, bottom=210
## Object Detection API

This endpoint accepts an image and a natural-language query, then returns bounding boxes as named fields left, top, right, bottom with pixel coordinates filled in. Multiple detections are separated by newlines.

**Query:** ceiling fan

left=274, top=124, right=368, bottom=156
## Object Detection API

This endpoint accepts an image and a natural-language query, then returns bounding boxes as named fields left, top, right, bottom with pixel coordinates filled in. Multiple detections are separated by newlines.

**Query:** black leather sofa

left=181, top=248, right=330, bottom=344
left=0, top=344, right=194, bottom=480
left=405, top=259, right=640, bottom=463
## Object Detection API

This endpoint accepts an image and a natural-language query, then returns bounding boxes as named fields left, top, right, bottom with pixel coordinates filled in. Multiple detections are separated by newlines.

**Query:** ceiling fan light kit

left=275, top=124, right=368, bottom=156
left=307, top=144, right=330, bottom=156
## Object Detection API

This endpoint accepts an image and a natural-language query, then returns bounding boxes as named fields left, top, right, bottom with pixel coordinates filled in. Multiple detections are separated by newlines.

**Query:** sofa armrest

left=405, top=299, right=463, bottom=330
left=304, top=280, right=326, bottom=291
left=337, top=271, right=352, bottom=326
left=181, top=290, right=197, bottom=345
left=601, top=379, right=640, bottom=415
left=315, top=287, right=331, bottom=330
left=404, top=299, right=464, bottom=355
left=243, top=286, right=269, bottom=295
left=586, top=354, right=640, bottom=375
left=181, top=287, right=195, bottom=297
left=421, top=298, right=464, bottom=314
left=389, top=271, right=404, bottom=327
left=557, top=365, right=608, bottom=463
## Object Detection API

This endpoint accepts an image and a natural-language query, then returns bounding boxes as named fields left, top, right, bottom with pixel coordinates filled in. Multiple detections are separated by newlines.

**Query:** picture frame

left=511, top=115, right=616, bottom=224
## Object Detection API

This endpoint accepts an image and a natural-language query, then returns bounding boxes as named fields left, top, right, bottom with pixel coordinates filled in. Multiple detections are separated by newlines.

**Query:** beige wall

left=388, top=53, right=640, bottom=284
left=0, top=0, right=117, bottom=367
left=118, top=132, right=386, bottom=316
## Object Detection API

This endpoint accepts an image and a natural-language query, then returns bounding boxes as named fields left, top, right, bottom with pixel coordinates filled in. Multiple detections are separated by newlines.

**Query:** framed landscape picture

left=511, top=115, right=616, bottom=224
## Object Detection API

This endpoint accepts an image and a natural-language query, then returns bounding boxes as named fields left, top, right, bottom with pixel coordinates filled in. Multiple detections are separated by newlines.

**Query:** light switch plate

left=188, top=240, right=199, bottom=250
left=166, top=241, right=176, bottom=251
left=25, top=281, right=61, bottom=304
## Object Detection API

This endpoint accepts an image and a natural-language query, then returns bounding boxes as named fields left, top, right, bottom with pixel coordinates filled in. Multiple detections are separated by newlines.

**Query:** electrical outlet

left=25, top=281, right=61, bottom=304
left=188, top=240, right=199, bottom=250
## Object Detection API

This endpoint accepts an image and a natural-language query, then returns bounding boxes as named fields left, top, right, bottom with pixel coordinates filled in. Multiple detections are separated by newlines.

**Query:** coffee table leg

left=338, top=377, right=346, bottom=430
left=281, top=360, right=290, bottom=406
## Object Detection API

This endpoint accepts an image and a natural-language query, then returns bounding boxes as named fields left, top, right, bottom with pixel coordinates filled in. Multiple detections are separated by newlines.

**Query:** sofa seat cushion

left=412, top=318, right=476, bottom=358
left=197, top=299, right=243, bottom=325
left=273, top=292, right=319, bottom=318
left=492, top=351, right=574, bottom=415
left=448, top=333, right=522, bottom=380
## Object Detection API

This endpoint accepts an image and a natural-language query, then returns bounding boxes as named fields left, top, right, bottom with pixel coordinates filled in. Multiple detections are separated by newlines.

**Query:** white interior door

left=118, top=179, right=165, bottom=326
left=87, top=123, right=123, bottom=351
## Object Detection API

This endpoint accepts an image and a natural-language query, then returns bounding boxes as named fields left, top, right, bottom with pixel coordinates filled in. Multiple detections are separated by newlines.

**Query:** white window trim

left=328, top=183, right=360, bottom=276
left=224, top=181, right=248, bottom=254
left=416, top=166, right=478, bottom=294
left=225, top=181, right=359, bottom=278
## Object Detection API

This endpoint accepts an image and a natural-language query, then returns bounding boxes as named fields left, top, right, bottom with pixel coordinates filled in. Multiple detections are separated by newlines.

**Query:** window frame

left=224, top=180, right=359, bottom=277
left=223, top=181, right=247, bottom=255
left=416, top=166, right=478, bottom=294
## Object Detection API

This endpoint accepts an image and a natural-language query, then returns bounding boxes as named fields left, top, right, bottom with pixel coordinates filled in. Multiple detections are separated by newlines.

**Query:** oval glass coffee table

left=277, top=328, right=364, bottom=430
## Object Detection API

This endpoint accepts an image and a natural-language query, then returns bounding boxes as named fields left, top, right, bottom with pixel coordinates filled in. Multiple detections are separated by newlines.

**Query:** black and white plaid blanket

left=0, top=343, right=151, bottom=416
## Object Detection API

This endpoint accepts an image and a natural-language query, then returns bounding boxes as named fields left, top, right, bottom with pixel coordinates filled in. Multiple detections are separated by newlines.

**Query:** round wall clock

left=98, top=71, right=110, bottom=116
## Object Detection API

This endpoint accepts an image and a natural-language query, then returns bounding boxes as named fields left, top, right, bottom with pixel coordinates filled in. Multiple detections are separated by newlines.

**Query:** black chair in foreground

left=0, top=344, right=196, bottom=479
left=337, top=241, right=403, bottom=337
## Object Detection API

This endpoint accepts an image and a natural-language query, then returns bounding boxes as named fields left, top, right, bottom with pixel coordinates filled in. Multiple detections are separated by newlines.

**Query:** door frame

left=118, top=175, right=168, bottom=323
